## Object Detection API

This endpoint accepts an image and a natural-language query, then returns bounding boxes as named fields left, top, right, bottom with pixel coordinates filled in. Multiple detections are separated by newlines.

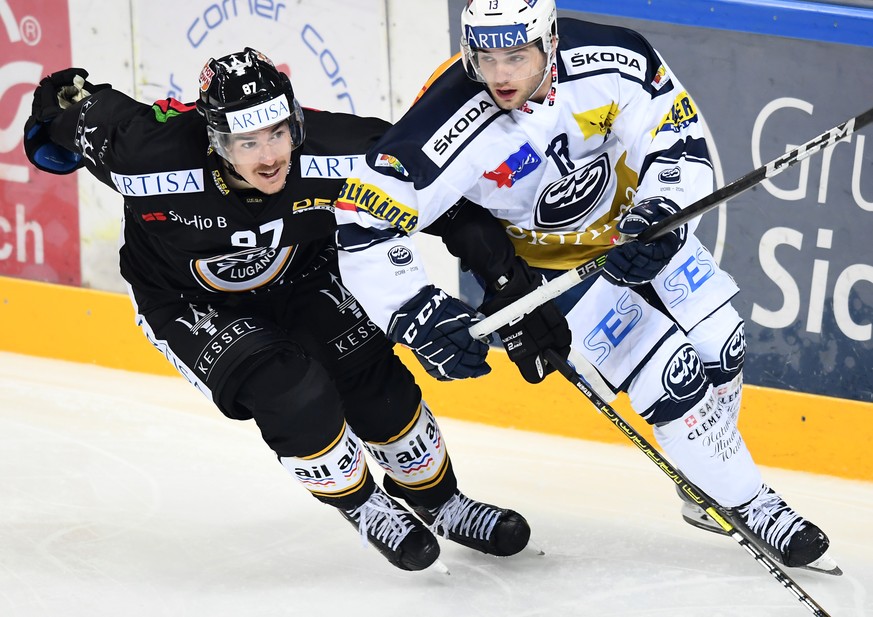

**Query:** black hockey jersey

left=48, top=89, right=389, bottom=304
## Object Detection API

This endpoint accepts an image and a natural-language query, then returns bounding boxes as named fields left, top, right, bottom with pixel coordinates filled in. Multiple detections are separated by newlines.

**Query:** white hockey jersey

left=336, top=17, right=715, bottom=331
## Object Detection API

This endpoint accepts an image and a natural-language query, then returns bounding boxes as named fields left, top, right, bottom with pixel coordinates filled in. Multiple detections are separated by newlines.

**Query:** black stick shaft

left=639, top=105, right=873, bottom=243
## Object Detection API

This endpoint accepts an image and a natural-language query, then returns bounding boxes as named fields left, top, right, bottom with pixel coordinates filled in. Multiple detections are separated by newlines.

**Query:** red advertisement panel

left=0, top=0, right=79, bottom=285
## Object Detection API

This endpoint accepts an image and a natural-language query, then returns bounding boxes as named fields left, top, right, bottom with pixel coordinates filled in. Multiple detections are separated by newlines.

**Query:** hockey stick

left=542, top=348, right=833, bottom=617
left=470, top=105, right=873, bottom=340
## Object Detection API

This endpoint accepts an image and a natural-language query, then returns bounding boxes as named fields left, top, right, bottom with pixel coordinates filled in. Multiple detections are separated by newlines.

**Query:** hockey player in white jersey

left=335, top=0, right=837, bottom=573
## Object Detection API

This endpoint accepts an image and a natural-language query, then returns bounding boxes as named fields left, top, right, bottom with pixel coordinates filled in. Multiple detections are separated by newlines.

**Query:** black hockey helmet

left=196, top=48, right=304, bottom=162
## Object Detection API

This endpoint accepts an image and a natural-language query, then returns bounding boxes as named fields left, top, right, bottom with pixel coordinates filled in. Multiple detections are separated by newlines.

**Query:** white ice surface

left=1, top=351, right=870, bottom=617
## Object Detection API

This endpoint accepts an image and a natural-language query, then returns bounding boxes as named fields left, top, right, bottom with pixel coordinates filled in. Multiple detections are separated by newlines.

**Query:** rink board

left=2, top=274, right=870, bottom=482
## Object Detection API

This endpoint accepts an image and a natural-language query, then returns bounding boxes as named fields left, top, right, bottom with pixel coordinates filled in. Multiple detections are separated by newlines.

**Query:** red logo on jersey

left=483, top=143, right=542, bottom=188
left=142, top=212, right=167, bottom=222
left=483, top=163, right=515, bottom=188
left=684, top=415, right=698, bottom=428
left=153, top=98, right=195, bottom=114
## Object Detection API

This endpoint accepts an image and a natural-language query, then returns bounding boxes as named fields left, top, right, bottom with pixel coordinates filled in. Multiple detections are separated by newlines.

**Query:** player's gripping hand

left=602, top=196, right=688, bottom=287
left=23, top=68, right=110, bottom=174
left=480, top=257, right=571, bottom=384
left=388, top=285, right=491, bottom=381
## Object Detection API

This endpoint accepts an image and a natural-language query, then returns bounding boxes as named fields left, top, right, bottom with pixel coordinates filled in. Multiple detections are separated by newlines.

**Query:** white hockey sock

left=654, top=385, right=761, bottom=507
left=279, top=422, right=369, bottom=500
left=363, top=401, right=450, bottom=494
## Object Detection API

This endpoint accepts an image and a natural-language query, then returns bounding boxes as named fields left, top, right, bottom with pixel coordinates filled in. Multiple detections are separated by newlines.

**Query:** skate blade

left=741, top=531, right=843, bottom=577
left=525, top=539, right=546, bottom=556
left=681, top=506, right=843, bottom=576
left=681, top=504, right=728, bottom=536
left=798, top=552, right=842, bottom=576
left=429, top=558, right=450, bottom=575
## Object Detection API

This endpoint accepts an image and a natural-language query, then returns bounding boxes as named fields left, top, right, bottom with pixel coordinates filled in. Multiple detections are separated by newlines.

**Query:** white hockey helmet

left=460, top=0, right=558, bottom=83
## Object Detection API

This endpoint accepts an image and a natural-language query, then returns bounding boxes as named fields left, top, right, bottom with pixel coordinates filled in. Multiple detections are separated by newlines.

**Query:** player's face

left=225, top=123, right=293, bottom=194
left=475, top=42, right=550, bottom=110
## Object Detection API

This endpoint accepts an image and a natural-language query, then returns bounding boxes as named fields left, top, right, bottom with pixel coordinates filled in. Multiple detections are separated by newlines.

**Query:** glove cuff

left=23, top=118, right=83, bottom=175
left=386, top=284, right=437, bottom=341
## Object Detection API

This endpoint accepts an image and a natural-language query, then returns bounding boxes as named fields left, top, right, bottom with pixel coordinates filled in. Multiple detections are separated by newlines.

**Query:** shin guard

left=654, top=385, right=761, bottom=507
left=687, top=304, right=746, bottom=424
left=364, top=401, right=454, bottom=508
left=279, top=422, right=372, bottom=508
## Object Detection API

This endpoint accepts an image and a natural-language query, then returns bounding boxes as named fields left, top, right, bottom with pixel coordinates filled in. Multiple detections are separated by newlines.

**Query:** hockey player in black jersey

left=22, top=48, right=532, bottom=572
left=334, top=1, right=838, bottom=574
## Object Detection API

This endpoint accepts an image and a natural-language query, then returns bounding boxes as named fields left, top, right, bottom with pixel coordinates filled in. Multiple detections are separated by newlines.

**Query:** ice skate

left=677, top=483, right=841, bottom=575
left=411, top=489, right=531, bottom=557
left=340, top=485, right=441, bottom=571
left=676, top=484, right=725, bottom=534
left=733, top=484, right=840, bottom=575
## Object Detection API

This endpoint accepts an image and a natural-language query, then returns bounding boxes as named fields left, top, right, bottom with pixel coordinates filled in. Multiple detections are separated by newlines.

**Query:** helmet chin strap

left=221, top=158, right=248, bottom=185
left=511, top=38, right=557, bottom=108
left=529, top=63, right=554, bottom=104
left=512, top=59, right=555, bottom=109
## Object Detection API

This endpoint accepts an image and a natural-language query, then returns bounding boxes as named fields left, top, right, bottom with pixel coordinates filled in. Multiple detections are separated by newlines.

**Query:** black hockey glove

left=602, top=196, right=688, bottom=287
left=388, top=285, right=491, bottom=381
left=23, top=68, right=109, bottom=174
left=479, top=258, right=572, bottom=384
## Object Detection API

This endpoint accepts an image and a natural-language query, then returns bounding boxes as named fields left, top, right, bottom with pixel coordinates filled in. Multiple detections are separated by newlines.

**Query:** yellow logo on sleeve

left=336, top=179, right=419, bottom=233
left=651, top=91, right=699, bottom=137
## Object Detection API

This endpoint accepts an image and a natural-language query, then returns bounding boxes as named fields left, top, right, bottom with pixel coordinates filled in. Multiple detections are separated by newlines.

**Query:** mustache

left=253, top=161, right=288, bottom=173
